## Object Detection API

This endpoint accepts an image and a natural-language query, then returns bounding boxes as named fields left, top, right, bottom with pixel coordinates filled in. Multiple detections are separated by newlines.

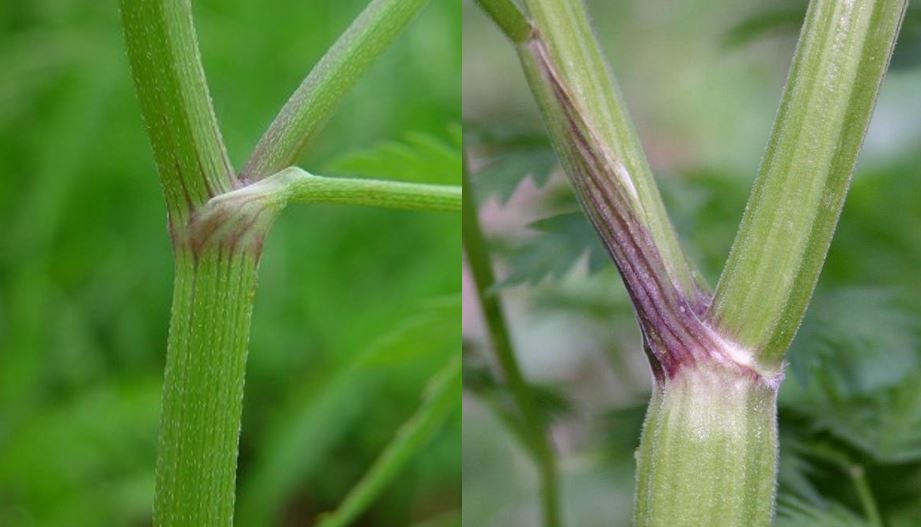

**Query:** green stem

left=634, top=365, right=778, bottom=527
left=120, top=0, right=235, bottom=225
left=243, top=0, right=431, bottom=181
left=462, top=162, right=561, bottom=527
left=849, top=464, right=883, bottom=527
left=315, top=357, right=461, bottom=527
left=154, top=248, right=261, bottom=525
left=209, top=167, right=461, bottom=214
left=711, top=0, right=907, bottom=366
left=473, top=0, right=531, bottom=43
left=516, top=0, right=703, bottom=301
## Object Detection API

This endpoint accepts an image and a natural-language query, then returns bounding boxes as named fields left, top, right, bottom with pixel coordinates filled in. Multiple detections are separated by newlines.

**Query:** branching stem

left=462, top=161, right=561, bottom=527
left=243, top=0, right=431, bottom=180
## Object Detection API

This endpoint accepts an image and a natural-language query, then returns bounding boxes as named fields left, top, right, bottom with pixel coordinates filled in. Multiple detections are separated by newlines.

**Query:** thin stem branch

left=711, top=0, right=907, bottom=366
left=315, top=357, right=460, bottom=527
left=848, top=464, right=883, bottom=527
left=207, top=167, right=461, bottom=214
left=120, top=0, right=235, bottom=226
left=473, top=0, right=531, bottom=43
left=242, top=0, right=430, bottom=181
left=462, top=161, right=561, bottom=527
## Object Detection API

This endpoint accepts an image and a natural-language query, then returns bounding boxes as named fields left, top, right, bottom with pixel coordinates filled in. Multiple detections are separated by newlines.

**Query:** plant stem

left=849, top=464, right=883, bottom=527
left=243, top=0, right=430, bottom=181
left=208, top=167, right=461, bottom=214
left=517, top=0, right=704, bottom=302
left=316, top=357, right=461, bottom=527
left=473, top=0, right=531, bottom=43
left=634, top=365, right=778, bottom=527
left=710, top=0, right=907, bottom=366
left=120, top=0, right=235, bottom=225
left=155, top=248, right=261, bottom=525
left=462, top=162, right=561, bottom=527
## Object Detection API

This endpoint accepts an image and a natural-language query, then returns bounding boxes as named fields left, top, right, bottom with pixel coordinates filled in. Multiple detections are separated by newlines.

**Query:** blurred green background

left=463, top=0, right=921, bottom=526
left=0, top=1, right=460, bottom=526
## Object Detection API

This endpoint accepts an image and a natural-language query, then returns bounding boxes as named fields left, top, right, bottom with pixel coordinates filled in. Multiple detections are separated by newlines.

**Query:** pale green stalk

left=208, top=167, right=461, bottom=214
left=316, top=357, right=461, bottom=527
left=711, top=0, right=908, bottom=367
left=474, top=0, right=906, bottom=525
left=120, top=0, right=235, bottom=226
left=121, top=0, right=247, bottom=523
left=243, top=0, right=431, bottom=180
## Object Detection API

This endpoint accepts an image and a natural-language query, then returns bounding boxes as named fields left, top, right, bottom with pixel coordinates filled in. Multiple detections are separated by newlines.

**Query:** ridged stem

left=634, top=365, right=778, bottom=527
left=711, top=0, right=907, bottom=365
left=154, top=247, right=261, bottom=525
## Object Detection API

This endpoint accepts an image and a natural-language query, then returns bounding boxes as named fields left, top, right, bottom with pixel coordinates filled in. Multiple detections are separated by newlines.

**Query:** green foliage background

left=0, top=1, right=460, bottom=526
left=463, top=0, right=921, bottom=526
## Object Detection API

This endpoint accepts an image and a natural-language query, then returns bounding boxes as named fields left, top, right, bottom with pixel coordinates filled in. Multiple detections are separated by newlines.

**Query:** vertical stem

left=710, top=0, right=907, bottom=365
left=463, top=163, right=561, bottom=527
left=634, top=365, right=778, bottom=527
left=848, top=464, right=882, bottom=527
left=120, top=0, right=236, bottom=225
left=155, top=247, right=261, bottom=525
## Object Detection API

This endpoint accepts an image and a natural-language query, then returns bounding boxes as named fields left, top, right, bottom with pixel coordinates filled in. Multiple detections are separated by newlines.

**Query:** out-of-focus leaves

left=789, top=288, right=918, bottom=395
left=776, top=495, right=870, bottom=527
left=462, top=352, right=572, bottom=429
left=782, top=288, right=921, bottom=463
left=465, top=124, right=557, bottom=204
left=723, top=2, right=921, bottom=70
left=598, top=404, right=647, bottom=462
left=326, top=128, right=461, bottom=184
left=721, top=6, right=805, bottom=49
left=495, top=212, right=609, bottom=288
left=0, top=379, right=159, bottom=527
left=360, top=294, right=461, bottom=368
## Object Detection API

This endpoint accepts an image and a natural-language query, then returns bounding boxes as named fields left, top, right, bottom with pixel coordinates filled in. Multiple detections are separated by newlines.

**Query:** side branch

left=120, top=0, right=235, bottom=226
left=206, top=167, right=461, bottom=215
left=242, top=0, right=430, bottom=181
left=710, top=0, right=907, bottom=366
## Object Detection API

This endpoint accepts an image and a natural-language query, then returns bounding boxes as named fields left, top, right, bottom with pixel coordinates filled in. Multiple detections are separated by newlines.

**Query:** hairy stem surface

left=155, top=247, right=262, bottom=525
left=635, top=364, right=778, bottom=527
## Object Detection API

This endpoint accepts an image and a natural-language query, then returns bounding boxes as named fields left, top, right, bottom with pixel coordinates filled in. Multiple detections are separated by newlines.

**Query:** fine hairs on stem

left=472, top=0, right=906, bottom=524
left=120, top=0, right=460, bottom=524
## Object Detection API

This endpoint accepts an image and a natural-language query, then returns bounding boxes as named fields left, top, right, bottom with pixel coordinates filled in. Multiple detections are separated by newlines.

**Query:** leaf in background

left=496, top=212, right=609, bottom=288
left=789, top=288, right=918, bottom=396
left=775, top=422, right=831, bottom=508
left=465, top=124, right=557, bottom=204
left=812, top=374, right=921, bottom=464
left=359, top=294, right=461, bottom=368
left=721, top=5, right=805, bottom=49
left=326, top=128, right=461, bottom=185
left=723, top=2, right=921, bottom=70
left=775, top=495, right=870, bottom=527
